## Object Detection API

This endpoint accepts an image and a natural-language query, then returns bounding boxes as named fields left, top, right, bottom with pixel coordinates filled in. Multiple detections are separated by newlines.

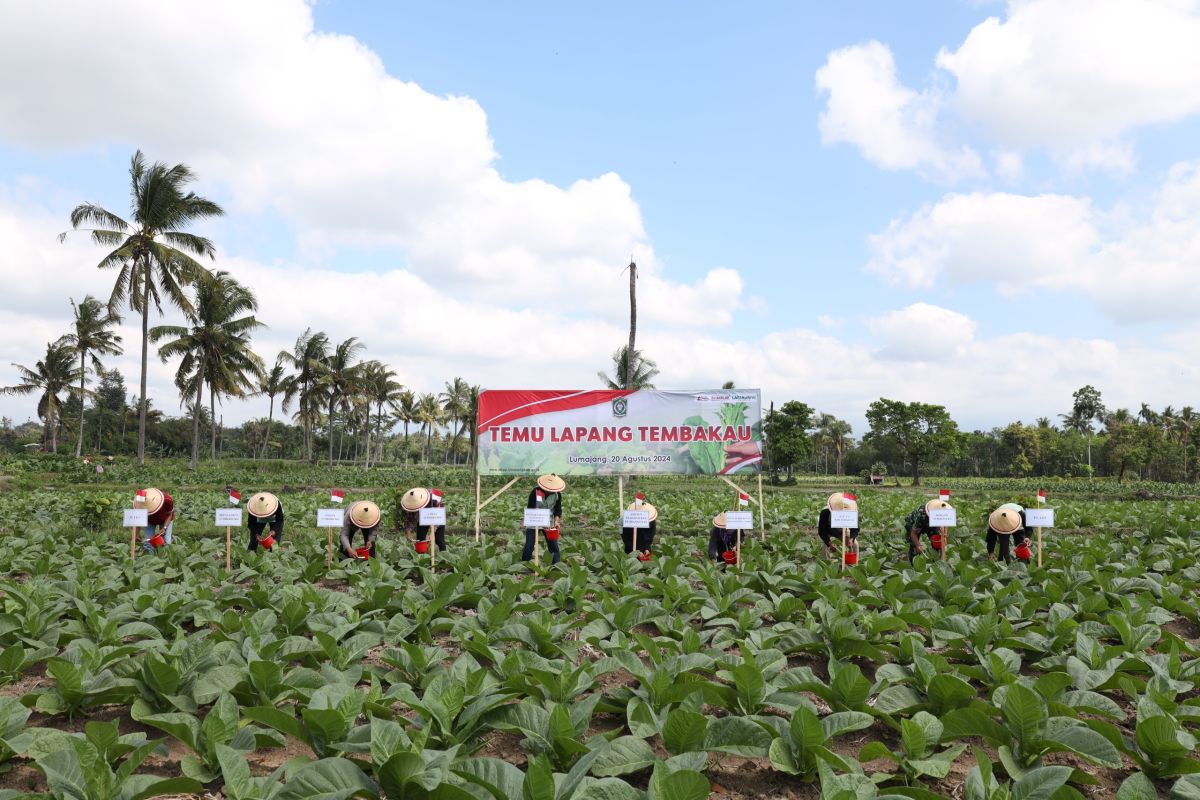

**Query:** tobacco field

left=1, top=458, right=1199, bottom=799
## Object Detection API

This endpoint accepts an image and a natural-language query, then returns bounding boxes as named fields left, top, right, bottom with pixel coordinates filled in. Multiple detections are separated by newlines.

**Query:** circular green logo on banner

left=612, top=397, right=628, bottom=418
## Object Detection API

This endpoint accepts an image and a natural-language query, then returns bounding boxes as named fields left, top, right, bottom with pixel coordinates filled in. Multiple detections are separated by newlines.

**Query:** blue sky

left=2, top=0, right=1200, bottom=432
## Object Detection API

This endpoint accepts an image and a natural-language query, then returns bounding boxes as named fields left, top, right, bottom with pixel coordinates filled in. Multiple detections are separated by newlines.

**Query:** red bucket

left=545, top=528, right=560, bottom=541
left=147, top=533, right=165, bottom=549
left=415, top=540, right=430, bottom=554
left=844, top=551, right=858, bottom=565
left=260, top=534, right=275, bottom=550
left=637, top=552, right=652, bottom=562
left=929, top=533, right=944, bottom=551
left=722, top=550, right=737, bottom=564
left=355, top=546, right=370, bottom=560
left=1015, top=543, right=1032, bottom=561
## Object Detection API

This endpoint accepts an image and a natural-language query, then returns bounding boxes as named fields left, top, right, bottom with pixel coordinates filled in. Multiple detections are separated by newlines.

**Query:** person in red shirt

left=141, top=487, right=175, bottom=551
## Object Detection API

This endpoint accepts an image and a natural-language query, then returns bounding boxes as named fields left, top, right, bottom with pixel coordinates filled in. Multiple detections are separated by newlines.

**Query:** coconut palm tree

left=150, top=271, right=264, bottom=470
left=394, top=390, right=418, bottom=464
left=277, top=328, right=330, bottom=462
left=257, top=363, right=296, bottom=459
left=2, top=342, right=81, bottom=453
left=62, top=150, right=224, bottom=465
left=440, top=377, right=472, bottom=464
left=598, top=345, right=658, bottom=390
left=416, top=392, right=444, bottom=463
left=60, top=296, right=123, bottom=457
left=362, top=361, right=403, bottom=468
left=314, top=337, right=365, bottom=467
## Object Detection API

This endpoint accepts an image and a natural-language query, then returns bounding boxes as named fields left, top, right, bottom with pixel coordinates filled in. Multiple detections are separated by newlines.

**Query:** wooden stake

left=430, top=526, right=436, bottom=574
left=618, top=476, right=624, bottom=520
left=757, top=472, right=765, bottom=542
left=474, top=472, right=481, bottom=543
left=130, top=527, right=138, bottom=561
left=736, top=529, right=743, bottom=567
left=225, top=527, right=231, bottom=573
left=478, top=477, right=519, bottom=511
left=1037, top=527, right=1043, bottom=567
left=840, top=528, right=847, bottom=573
left=326, top=529, right=333, bottom=566
left=941, top=527, right=948, bottom=561
left=534, top=527, right=541, bottom=566
left=632, top=525, right=638, bottom=556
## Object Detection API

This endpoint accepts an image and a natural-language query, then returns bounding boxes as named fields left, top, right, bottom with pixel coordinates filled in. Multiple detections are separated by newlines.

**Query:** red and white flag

left=430, top=488, right=444, bottom=506
left=1036, top=489, right=1046, bottom=504
left=330, top=489, right=344, bottom=504
left=228, top=489, right=241, bottom=506
left=635, top=491, right=645, bottom=506
left=844, top=491, right=857, bottom=502
left=738, top=492, right=750, bottom=507
left=535, top=489, right=545, bottom=502
left=135, top=489, right=147, bottom=504
left=939, top=489, right=950, bottom=502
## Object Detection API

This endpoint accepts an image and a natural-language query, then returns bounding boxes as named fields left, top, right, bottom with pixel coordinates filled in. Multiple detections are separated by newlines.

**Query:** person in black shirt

left=621, top=492, right=656, bottom=559
left=523, top=474, right=565, bottom=564
left=400, top=487, right=447, bottom=552
left=246, top=492, right=284, bottom=551
left=340, top=501, right=381, bottom=559
left=987, top=504, right=1032, bottom=563
left=904, top=499, right=952, bottom=563
left=818, top=491, right=859, bottom=559
left=707, top=512, right=739, bottom=564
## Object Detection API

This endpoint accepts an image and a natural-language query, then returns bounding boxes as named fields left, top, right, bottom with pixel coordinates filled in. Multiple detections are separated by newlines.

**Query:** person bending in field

left=141, top=487, right=175, bottom=551
left=523, top=474, right=565, bottom=564
left=400, top=487, right=446, bottom=553
left=621, top=492, right=656, bottom=560
left=818, top=492, right=859, bottom=559
left=987, top=503, right=1032, bottom=564
left=707, top=512, right=740, bottom=565
left=340, top=500, right=381, bottom=559
left=904, top=499, right=951, bottom=563
left=246, top=492, right=284, bottom=552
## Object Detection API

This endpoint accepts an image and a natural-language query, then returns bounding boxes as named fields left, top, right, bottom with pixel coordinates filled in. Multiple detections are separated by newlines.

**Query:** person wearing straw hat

left=818, top=492, right=859, bottom=559
left=246, top=492, right=284, bottom=552
left=340, top=500, right=382, bottom=559
left=707, top=512, right=739, bottom=565
left=987, top=503, right=1032, bottom=563
left=141, top=487, right=175, bottom=551
left=523, top=474, right=565, bottom=564
left=400, top=487, right=446, bottom=553
left=621, top=492, right=657, bottom=559
left=903, top=498, right=952, bottom=563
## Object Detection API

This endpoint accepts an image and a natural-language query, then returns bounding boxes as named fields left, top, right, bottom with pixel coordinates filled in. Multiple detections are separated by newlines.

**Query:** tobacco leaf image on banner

left=476, top=389, right=763, bottom=476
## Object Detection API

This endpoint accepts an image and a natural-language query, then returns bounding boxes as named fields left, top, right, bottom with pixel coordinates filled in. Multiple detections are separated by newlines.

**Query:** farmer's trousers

left=522, top=528, right=560, bottom=564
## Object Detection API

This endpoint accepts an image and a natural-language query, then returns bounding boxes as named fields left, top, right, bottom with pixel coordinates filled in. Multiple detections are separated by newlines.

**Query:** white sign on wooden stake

left=927, top=508, right=957, bottom=527
left=1024, top=508, right=1054, bottom=527
left=622, top=510, right=651, bottom=529
left=214, top=508, right=242, bottom=527
left=830, top=510, right=859, bottom=528
left=419, top=507, right=447, bottom=526
left=123, top=509, right=148, bottom=527
left=524, top=508, right=552, bottom=528
left=723, top=511, right=753, bottom=530
left=316, top=509, right=343, bottom=528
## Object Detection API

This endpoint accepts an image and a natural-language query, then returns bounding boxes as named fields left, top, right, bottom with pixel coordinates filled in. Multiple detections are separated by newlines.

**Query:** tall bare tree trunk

left=328, top=397, right=336, bottom=468
left=210, top=386, right=217, bottom=460
left=137, top=273, right=150, bottom=466
left=626, top=260, right=637, bottom=389
left=76, top=350, right=87, bottom=457
left=190, top=376, right=203, bottom=471
left=260, top=394, right=274, bottom=460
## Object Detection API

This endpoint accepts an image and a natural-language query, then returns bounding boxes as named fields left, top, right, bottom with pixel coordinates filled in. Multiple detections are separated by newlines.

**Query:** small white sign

left=622, top=510, right=651, bottom=529
left=830, top=510, right=859, bottom=528
left=316, top=509, right=343, bottom=528
left=723, top=511, right=754, bottom=530
left=1025, top=508, right=1054, bottom=528
left=419, top=507, right=447, bottom=526
left=524, top=508, right=552, bottom=528
left=214, top=508, right=242, bottom=527
left=927, top=508, right=957, bottom=527
left=123, top=509, right=148, bottom=527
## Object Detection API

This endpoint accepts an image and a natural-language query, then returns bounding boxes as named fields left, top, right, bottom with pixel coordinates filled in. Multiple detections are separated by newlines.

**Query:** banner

left=476, top=389, right=763, bottom=476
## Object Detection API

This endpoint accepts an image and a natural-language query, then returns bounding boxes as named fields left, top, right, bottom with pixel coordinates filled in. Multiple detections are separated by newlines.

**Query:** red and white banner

left=477, top=389, right=763, bottom=476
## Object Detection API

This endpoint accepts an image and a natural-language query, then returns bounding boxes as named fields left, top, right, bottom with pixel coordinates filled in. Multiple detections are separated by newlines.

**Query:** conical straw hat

left=989, top=508, right=1022, bottom=534
left=247, top=492, right=279, bottom=518
left=712, top=512, right=727, bottom=529
left=141, top=488, right=164, bottom=515
left=537, top=474, right=566, bottom=493
left=925, top=499, right=952, bottom=513
left=401, top=487, right=431, bottom=512
left=626, top=501, right=658, bottom=522
left=349, top=501, right=380, bottom=529
left=827, top=492, right=858, bottom=512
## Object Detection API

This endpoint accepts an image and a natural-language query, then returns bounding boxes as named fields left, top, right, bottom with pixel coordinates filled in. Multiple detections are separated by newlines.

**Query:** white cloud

left=937, top=0, right=1200, bottom=149
left=815, top=41, right=984, bottom=181
left=867, top=303, right=978, bottom=361
left=867, top=160, right=1200, bottom=322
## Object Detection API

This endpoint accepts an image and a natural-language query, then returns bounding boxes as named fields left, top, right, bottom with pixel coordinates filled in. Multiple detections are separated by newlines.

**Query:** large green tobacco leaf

left=277, top=758, right=379, bottom=800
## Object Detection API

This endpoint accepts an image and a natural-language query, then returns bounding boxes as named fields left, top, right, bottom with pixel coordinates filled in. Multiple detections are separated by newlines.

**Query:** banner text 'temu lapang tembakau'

left=476, top=390, right=763, bottom=476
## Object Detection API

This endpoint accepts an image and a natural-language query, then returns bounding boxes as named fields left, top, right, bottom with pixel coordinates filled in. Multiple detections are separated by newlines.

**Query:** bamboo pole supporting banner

left=618, top=476, right=624, bottom=520
left=225, top=527, right=231, bottom=573
left=478, top=477, right=520, bottom=511
left=718, top=476, right=762, bottom=507
left=475, top=473, right=481, bottom=543
left=757, top=472, right=765, bottom=542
